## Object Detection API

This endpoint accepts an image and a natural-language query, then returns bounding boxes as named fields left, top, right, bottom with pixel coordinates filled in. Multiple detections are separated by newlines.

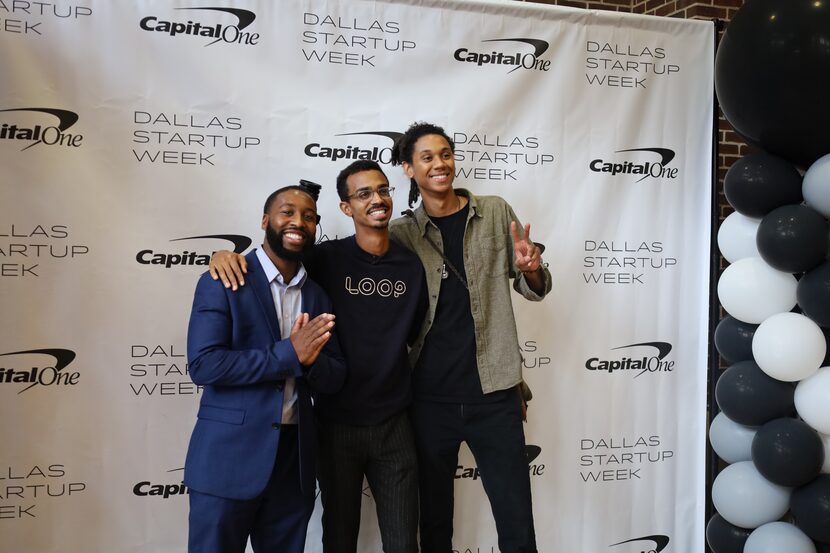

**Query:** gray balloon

left=710, top=412, right=757, bottom=464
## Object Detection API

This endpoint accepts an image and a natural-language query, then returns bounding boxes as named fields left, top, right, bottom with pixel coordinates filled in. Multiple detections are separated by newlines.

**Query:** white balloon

left=803, top=153, right=830, bottom=219
left=718, top=211, right=761, bottom=263
left=709, top=412, right=757, bottom=463
left=752, top=313, right=826, bottom=382
left=744, top=522, right=816, bottom=553
left=711, top=461, right=791, bottom=529
left=795, top=367, right=830, bottom=434
left=717, top=257, right=798, bottom=324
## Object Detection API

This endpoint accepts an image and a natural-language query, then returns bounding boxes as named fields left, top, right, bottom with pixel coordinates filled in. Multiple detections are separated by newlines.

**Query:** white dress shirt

left=255, top=247, right=307, bottom=425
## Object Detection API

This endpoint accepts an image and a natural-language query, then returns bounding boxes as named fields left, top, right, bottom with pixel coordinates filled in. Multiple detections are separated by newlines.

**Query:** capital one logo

left=133, top=468, right=189, bottom=499
left=139, top=7, right=259, bottom=47
left=0, top=108, right=83, bottom=151
left=590, top=148, right=678, bottom=182
left=456, top=445, right=543, bottom=480
left=454, top=38, right=551, bottom=73
left=0, top=349, right=79, bottom=393
left=610, top=535, right=670, bottom=553
left=136, top=234, right=252, bottom=269
left=585, top=342, right=675, bottom=378
left=526, top=445, right=541, bottom=463
left=304, top=131, right=403, bottom=164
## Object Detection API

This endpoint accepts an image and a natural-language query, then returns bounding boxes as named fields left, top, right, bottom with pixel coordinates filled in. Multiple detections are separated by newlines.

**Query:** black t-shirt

left=306, top=236, right=427, bottom=425
left=414, top=204, right=498, bottom=402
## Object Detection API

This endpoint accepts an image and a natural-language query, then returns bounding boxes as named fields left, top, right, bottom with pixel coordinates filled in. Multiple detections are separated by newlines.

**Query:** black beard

left=265, top=224, right=313, bottom=262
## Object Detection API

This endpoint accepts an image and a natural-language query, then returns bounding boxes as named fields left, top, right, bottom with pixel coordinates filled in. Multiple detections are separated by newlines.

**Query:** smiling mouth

left=281, top=229, right=307, bottom=245
left=367, top=205, right=389, bottom=216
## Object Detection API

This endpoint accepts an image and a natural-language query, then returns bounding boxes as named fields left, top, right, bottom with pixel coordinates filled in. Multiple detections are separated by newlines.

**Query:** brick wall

left=526, top=0, right=748, bottom=222
left=634, top=0, right=743, bottom=19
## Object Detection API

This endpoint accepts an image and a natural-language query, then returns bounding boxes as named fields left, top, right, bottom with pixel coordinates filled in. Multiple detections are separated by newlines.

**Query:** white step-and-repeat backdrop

left=0, top=1, right=713, bottom=551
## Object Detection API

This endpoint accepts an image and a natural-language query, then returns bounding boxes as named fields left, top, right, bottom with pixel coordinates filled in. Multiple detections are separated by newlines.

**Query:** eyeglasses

left=346, top=186, right=395, bottom=202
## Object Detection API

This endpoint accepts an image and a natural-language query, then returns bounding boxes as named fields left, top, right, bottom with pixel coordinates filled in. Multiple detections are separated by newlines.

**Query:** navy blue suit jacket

left=184, top=251, right=346, bottom=500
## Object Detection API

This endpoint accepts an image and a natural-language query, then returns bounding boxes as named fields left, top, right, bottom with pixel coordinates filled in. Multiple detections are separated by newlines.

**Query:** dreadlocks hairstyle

left=390, top=122, right=455, bottom=208
left=335, top=160, right=386, bottom=201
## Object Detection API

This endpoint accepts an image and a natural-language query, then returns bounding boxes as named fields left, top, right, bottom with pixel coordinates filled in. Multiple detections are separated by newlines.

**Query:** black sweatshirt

left=306, top=236, right=427, bottom=425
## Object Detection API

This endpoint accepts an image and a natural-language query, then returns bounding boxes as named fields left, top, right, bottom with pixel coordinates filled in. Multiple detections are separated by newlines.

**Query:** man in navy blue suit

left=184, top=184, right=346, bottom=553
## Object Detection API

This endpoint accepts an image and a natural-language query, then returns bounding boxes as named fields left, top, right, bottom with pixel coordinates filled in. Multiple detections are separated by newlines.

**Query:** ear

left=261, top=213, right=268, bottom=230
left=403, top=161, right=414, bottom=179
left=339, top=201, right=353, bottom=218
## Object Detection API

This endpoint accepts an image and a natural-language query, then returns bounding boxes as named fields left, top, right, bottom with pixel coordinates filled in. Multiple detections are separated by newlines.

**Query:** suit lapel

left=246, top=252, right=280, bottom=341
left=299, top=284, right=314, bottom=315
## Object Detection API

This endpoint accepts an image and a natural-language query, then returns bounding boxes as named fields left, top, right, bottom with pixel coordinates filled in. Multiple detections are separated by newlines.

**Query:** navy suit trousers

left=188, top=426, right=315, bottom=553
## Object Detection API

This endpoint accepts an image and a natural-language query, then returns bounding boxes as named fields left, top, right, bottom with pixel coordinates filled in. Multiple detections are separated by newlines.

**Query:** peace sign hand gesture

left=511, top=221, right=542, bottom=274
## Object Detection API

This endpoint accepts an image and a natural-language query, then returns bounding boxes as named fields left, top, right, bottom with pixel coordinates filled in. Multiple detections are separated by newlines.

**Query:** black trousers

left=317, top=411, right=419, bottom=553
left=410, top=394, right=538, bottom=553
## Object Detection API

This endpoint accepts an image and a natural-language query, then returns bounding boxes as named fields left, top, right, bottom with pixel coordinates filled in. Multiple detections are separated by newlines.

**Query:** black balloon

left=714, top=316, right=758, bottom=365
left=706, top=513, right=752, bottom=553
left=751, top=417, right=824, bottom=487
left=715, top=360, right=795, bottom=426
left=723, top=153, right=803, bottom=217
left=715, top=0, right=830, bottom=168
left=798, top=261, right=830, bottom=328
left=791, top=474, right=830, bottom=543
left=756, top=204, right=829, bottom=273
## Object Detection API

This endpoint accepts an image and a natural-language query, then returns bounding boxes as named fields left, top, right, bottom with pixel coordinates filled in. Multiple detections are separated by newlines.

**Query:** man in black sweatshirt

left=210, top=161, right=427, bottom=553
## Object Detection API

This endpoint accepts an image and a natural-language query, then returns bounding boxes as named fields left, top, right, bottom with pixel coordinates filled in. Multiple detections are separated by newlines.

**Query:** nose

left=287, top=212, right=310, bottom=231
left=289, top=211, right=303, bottom=225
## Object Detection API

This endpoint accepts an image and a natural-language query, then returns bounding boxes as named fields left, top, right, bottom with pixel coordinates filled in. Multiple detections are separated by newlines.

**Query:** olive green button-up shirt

left=389, top=189, right=552, bottom=394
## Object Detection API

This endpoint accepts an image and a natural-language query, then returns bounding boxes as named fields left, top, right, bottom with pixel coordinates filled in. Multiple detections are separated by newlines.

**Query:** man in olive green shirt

left=389, top=121, right=551, bottom=553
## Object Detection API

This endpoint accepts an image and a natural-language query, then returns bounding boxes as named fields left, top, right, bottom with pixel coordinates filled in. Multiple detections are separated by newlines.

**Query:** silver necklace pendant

left=441, top=263, right=449, bottom=279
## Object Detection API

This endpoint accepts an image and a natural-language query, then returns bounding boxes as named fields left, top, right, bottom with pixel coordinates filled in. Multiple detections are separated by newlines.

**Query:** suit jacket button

left=272, top=422, right=281, bottom=429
